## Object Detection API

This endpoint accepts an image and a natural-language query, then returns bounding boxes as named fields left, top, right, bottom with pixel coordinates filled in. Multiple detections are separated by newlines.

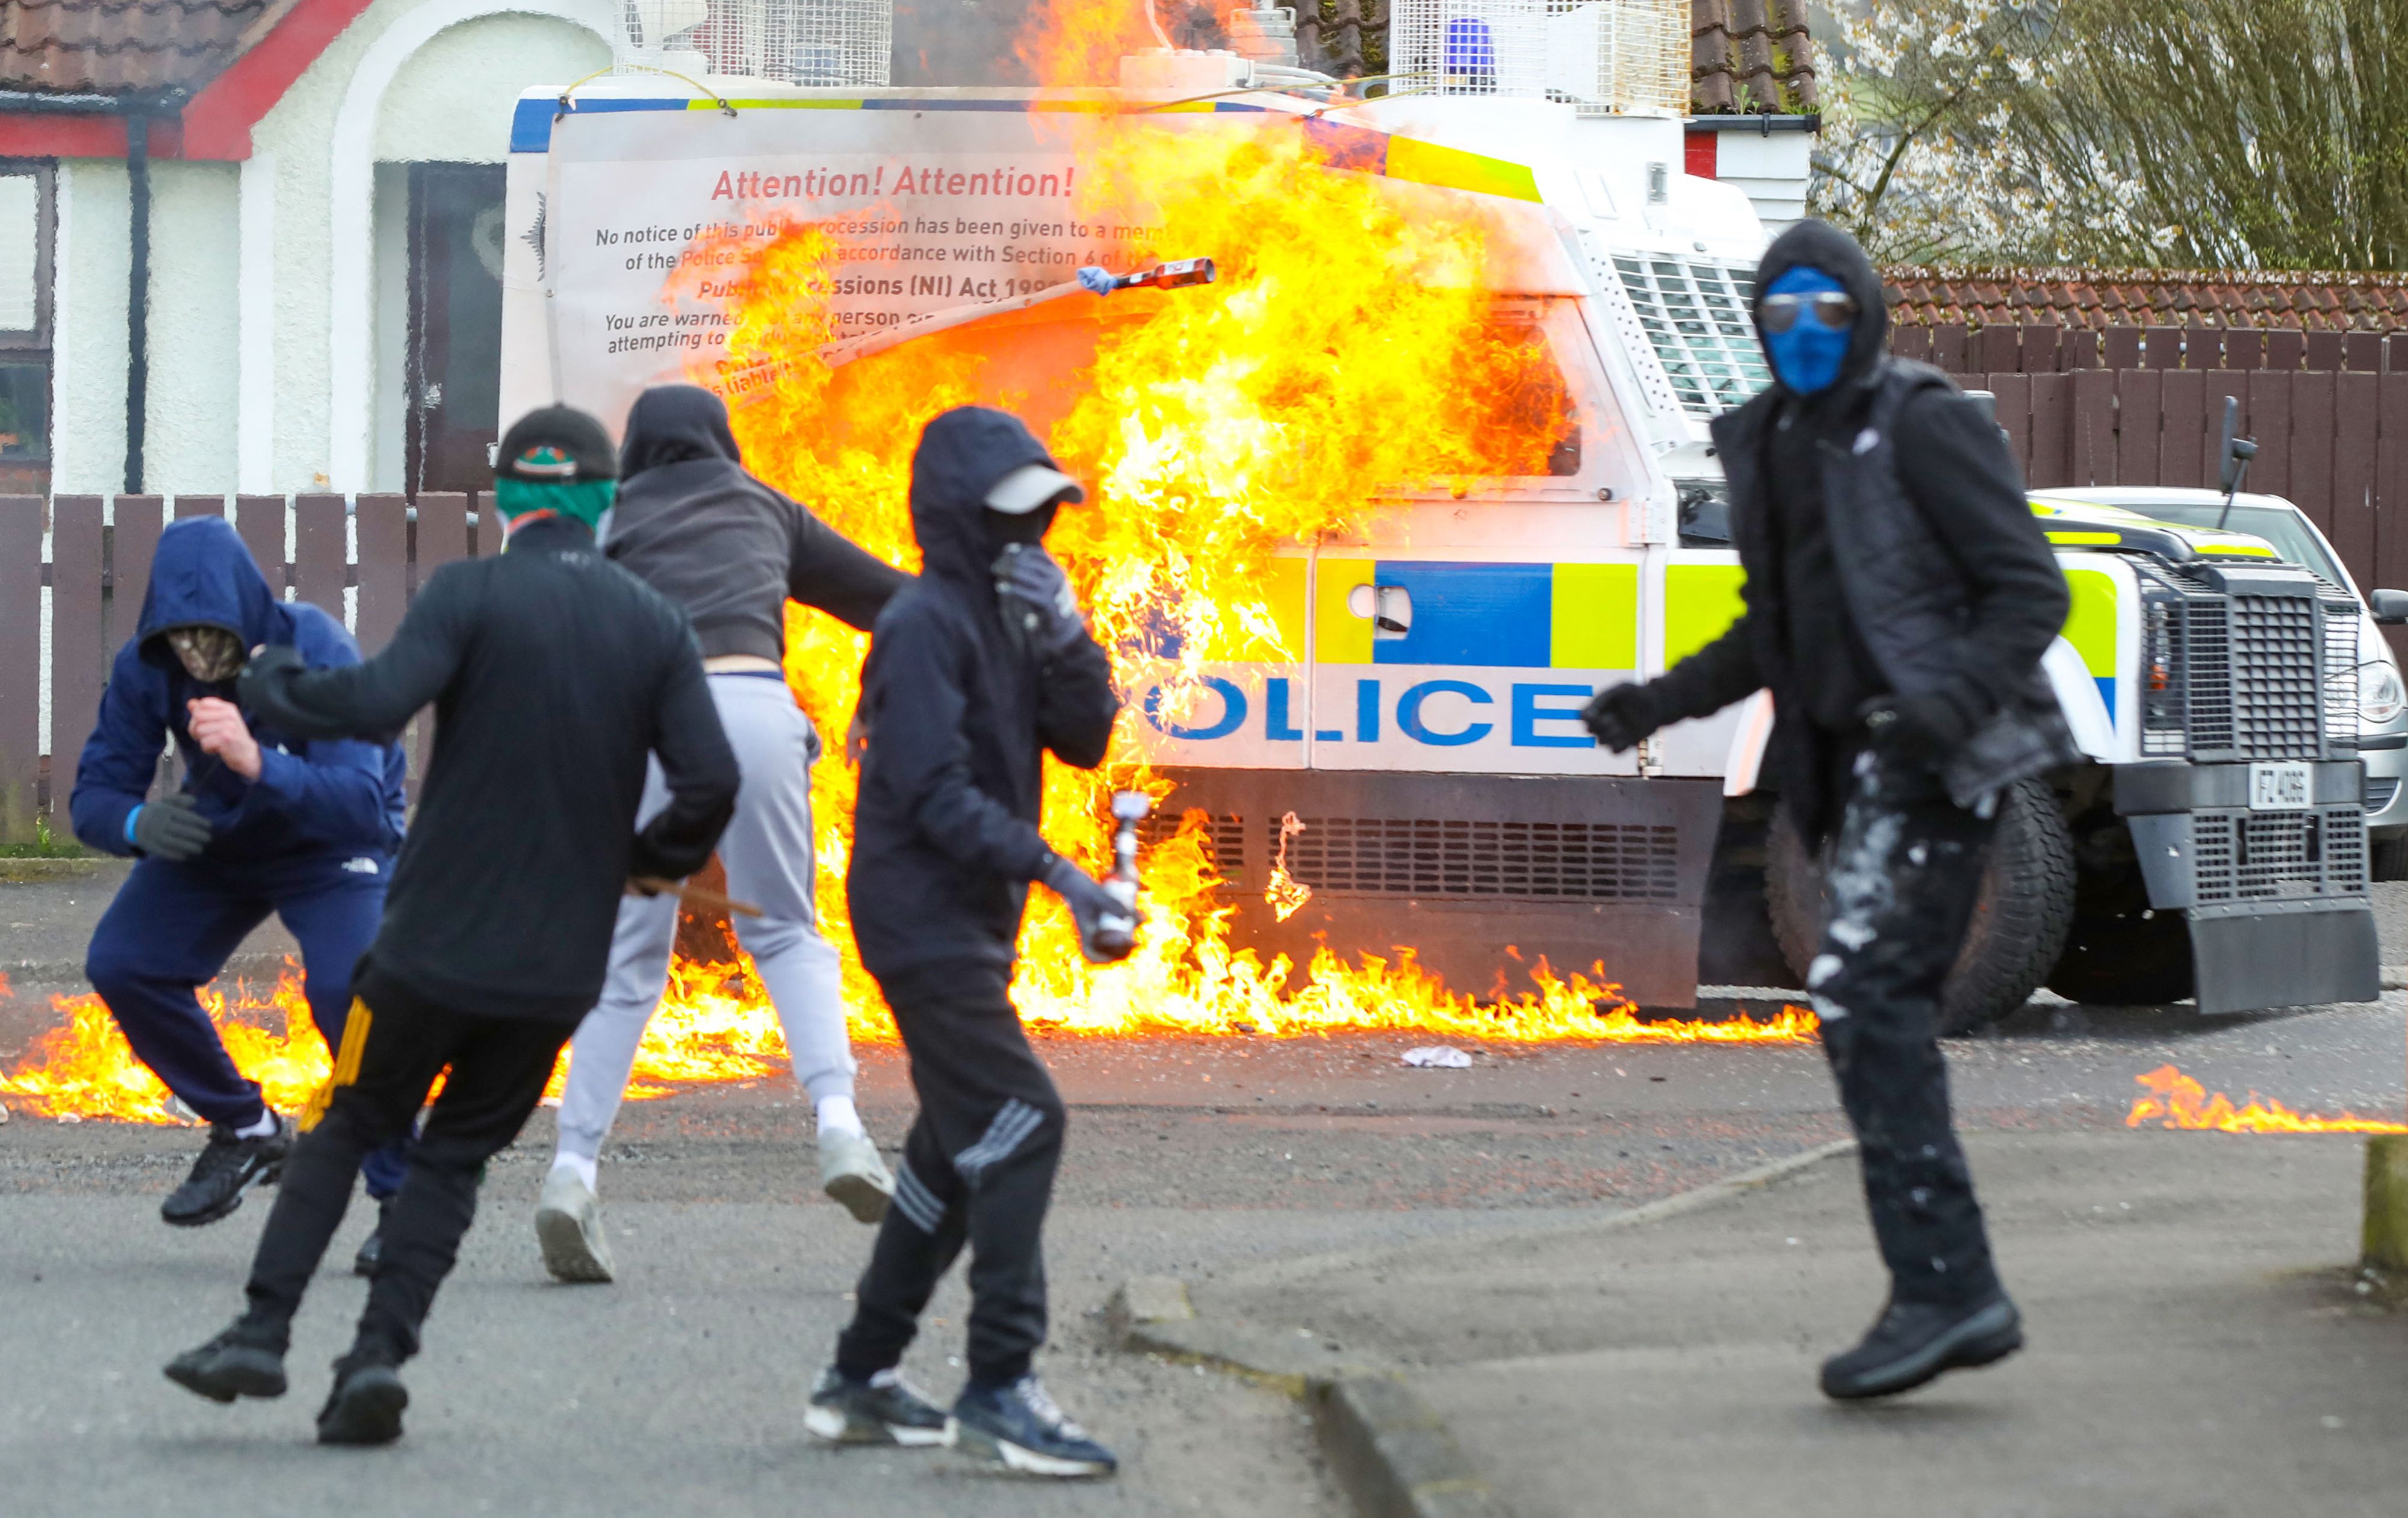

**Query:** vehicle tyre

left=1766, top=777, right=2077, bottom=1036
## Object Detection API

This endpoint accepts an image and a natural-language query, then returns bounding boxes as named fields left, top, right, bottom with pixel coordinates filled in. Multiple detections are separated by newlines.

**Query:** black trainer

left=164, top=1326, right=288, bottom=1402
left=951, top=1375, right=1117, bottom=1478
left=160, top=1113, right=292, bottom=1228
left=353, top=1197, right=395, bottom=1277
left=804, top=1365, right=952, bottom=1446
left=1819, top=1292, right=2023, bottom=1401
left=317, top=1347, right=409, bottom=1446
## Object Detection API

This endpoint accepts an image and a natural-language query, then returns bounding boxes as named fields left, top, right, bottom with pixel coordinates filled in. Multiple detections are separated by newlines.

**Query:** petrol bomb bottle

left=1089, top=792, right=1149, bottom=963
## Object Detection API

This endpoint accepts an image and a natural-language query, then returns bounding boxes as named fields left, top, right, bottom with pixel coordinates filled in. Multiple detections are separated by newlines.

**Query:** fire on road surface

left=2124, top=1063, right=2408, bottom=1134
left=0, top=956, right=1818, bottom=1124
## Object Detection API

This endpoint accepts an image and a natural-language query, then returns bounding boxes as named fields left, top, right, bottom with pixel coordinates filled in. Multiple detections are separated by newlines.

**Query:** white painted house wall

left=1710, top=129, right=1812, bottom=235
left=46, top=0, right=613, bottom=498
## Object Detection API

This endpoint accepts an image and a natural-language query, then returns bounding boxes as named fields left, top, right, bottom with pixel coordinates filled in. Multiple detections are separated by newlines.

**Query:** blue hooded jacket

left=69, top=515, right=408, bottom=862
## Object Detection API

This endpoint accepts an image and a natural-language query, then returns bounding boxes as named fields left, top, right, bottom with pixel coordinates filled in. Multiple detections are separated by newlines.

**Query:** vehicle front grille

left=2231, top=595, right=2322, bottom=757
left=2191, top=806, right=2368, bottom=902
left=2367, top=776, right=2400, bottom=812
left=1277, top=816, right=1680, bottom=901
left=2181, top=598, right=2235, bottom=751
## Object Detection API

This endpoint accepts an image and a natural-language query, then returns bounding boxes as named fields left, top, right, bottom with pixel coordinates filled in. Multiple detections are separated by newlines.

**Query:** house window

left=0, top=161, right=55, bottom=480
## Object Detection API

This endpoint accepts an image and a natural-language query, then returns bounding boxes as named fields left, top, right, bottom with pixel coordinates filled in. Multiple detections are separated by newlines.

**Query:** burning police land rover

left=500, top=61, right=2375, bottom=1026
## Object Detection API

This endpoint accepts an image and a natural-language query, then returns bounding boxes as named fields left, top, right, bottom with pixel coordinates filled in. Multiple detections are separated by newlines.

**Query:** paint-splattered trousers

left=835, top=961, right=1066, bottom=1389
left=1805, top=745, right=2005, bottom=1307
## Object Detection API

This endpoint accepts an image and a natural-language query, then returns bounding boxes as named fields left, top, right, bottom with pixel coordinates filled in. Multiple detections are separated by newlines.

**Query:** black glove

left=1040, top=853, right=1138, bottom=964
left=994, top=546, right=1088, bottom=662
left=1581, top=682, right=1665, bottom=753
left=129, top=792, right=213, bottom=862
left=1861, top=692, right=1976, bottom=762
left=234, top=644, right=305, bottom=720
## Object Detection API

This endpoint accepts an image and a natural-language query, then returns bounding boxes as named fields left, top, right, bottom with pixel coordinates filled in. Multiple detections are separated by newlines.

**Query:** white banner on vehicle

left=529, top=105, right=1166, bottom=433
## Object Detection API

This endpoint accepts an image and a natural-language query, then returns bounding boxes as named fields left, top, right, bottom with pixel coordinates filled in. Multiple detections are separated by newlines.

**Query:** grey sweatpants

left=554, top=673, right=855, bottom=1165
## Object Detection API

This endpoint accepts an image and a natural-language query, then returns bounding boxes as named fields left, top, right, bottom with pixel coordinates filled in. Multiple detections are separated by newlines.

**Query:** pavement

left=2, top=860, right=2406, bottom=1514
left=1149, top=1128, right=2408, bottom=1516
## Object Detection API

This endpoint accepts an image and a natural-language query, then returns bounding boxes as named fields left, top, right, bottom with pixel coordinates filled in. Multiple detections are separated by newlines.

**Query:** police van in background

left=503, top=69, right=2380, bottom=1025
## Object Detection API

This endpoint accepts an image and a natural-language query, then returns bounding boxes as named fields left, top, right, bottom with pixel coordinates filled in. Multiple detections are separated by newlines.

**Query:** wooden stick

left=628, top=876, right=764, bottom=918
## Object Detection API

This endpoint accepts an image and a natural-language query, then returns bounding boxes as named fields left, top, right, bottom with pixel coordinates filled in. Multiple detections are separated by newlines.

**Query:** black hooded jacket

left=240, top=515, right=739, bottom=1020
left=606, top=385, right=910, bottom=659
left=846, top=408, right=1121, bottom=981
left=1649, top=219, right=2070, bottom=837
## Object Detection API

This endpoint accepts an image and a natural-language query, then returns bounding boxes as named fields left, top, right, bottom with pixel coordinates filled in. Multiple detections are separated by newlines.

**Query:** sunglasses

left=1759, top=291, right=1860, bottom=334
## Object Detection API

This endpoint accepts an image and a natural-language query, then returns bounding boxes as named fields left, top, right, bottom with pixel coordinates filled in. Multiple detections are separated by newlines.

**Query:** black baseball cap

left=496, top=405, right=619, bottom=484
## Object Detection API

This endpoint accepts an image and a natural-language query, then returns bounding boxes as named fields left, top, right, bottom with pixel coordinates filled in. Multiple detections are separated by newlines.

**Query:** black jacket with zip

left=239, top=515, right=739, bottom=1020
left=846, top=408, right=1120, bottom=982
left=606, top=385, right=908, bottom=658
left=1648, top=219, right=2073, bottom=838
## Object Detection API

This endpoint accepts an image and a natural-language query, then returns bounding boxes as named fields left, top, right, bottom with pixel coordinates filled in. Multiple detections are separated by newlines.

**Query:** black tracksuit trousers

left=1807, top=746, right=2005, bottom=1308
left=235, top=969, right=574, bottom=1361
left=836, top=962, right=1066, bottom=1389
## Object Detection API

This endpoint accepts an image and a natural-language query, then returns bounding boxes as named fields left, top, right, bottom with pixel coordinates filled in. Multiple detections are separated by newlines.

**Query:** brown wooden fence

left=0, top=492, right=497, bottom=842
left=1896, top=323, right=2408, bottom=376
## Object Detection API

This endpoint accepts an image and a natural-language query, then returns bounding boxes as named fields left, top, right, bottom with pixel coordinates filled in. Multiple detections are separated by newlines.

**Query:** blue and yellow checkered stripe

left=1314, top=560, right=1642, bottom=668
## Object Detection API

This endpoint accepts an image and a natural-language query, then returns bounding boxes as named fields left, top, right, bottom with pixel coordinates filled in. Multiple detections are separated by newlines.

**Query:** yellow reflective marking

left=2199, top=541, right=2277, bottom=558
left=1383, top=137, right=1544, bottom=203
left=1315, top=558, right=1376, bottom=665
left=1664, top=563, right=1746, bottom=666
left=2061, top=568, right=2118, bottom=677
left=686, top=97, right=865, bottom=110
left=1551, top=562, right=1638, bottom=670
left=1223, top=556, right=1310, bottom=661
left=2047, top=531, right=2121, bottom=545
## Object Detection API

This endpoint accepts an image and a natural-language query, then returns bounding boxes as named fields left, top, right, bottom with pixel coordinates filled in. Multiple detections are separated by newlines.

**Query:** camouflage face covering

left=166, top=625, right=245, bottom=683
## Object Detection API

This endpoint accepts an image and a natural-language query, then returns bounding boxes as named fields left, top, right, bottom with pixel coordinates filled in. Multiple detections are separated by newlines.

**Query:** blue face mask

left=1760, top=266, right=1853, bottom=397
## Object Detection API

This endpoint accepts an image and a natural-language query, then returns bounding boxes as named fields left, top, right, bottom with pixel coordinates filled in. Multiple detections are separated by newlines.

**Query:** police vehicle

left=501, top=66, right=2379, bottom=1022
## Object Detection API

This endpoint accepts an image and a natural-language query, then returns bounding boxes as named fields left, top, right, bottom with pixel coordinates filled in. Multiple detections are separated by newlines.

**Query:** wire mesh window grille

left=1386, top=0, right=1687, bottom=113
left=1607, top=254, right=1768, bottom=414
left=619, top=0, right=890, bottom=86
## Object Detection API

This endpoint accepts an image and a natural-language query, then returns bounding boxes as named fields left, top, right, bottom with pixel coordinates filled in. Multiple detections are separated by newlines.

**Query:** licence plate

left=2248, top=762, right=2313, bottom=811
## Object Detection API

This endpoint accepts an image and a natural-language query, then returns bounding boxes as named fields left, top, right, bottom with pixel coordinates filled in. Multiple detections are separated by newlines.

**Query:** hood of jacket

left=134, top=516, right=287, bottom=670
left=621, top=384, right=744, bottom=477
left=1754, top=219, right=1890, bottom=401
left=908, top=406, right=1061, bottom=591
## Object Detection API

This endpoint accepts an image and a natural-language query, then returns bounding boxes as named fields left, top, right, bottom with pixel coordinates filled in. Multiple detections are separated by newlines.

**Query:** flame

left=0, top=965, right=335, bottom=1124
left=2124, top=1064, right=2408, bottom=1134
left=653, top=26, right=1639, bottom=1057
left=1264, top=812, right=1312, bottom=922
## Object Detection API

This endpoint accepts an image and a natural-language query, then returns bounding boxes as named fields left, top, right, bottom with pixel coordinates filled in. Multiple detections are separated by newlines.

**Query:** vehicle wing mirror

left=2370, top=589, right=2408, bottom=626
left=2219, top=435, right=2259, bottom=493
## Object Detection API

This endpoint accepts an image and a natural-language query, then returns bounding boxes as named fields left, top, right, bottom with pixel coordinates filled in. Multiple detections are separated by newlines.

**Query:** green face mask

left=494, top=476, right=617, bottom=530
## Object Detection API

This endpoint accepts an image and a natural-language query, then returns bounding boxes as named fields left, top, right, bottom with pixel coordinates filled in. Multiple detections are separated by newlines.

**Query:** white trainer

left=535, top=1167, right=616, bottom=1283
left=819, top=1129, right=894, bottom=1225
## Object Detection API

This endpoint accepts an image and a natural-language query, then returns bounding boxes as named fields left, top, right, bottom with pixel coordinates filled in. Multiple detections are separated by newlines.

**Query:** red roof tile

left=0, top=0, right=296, bottom=96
